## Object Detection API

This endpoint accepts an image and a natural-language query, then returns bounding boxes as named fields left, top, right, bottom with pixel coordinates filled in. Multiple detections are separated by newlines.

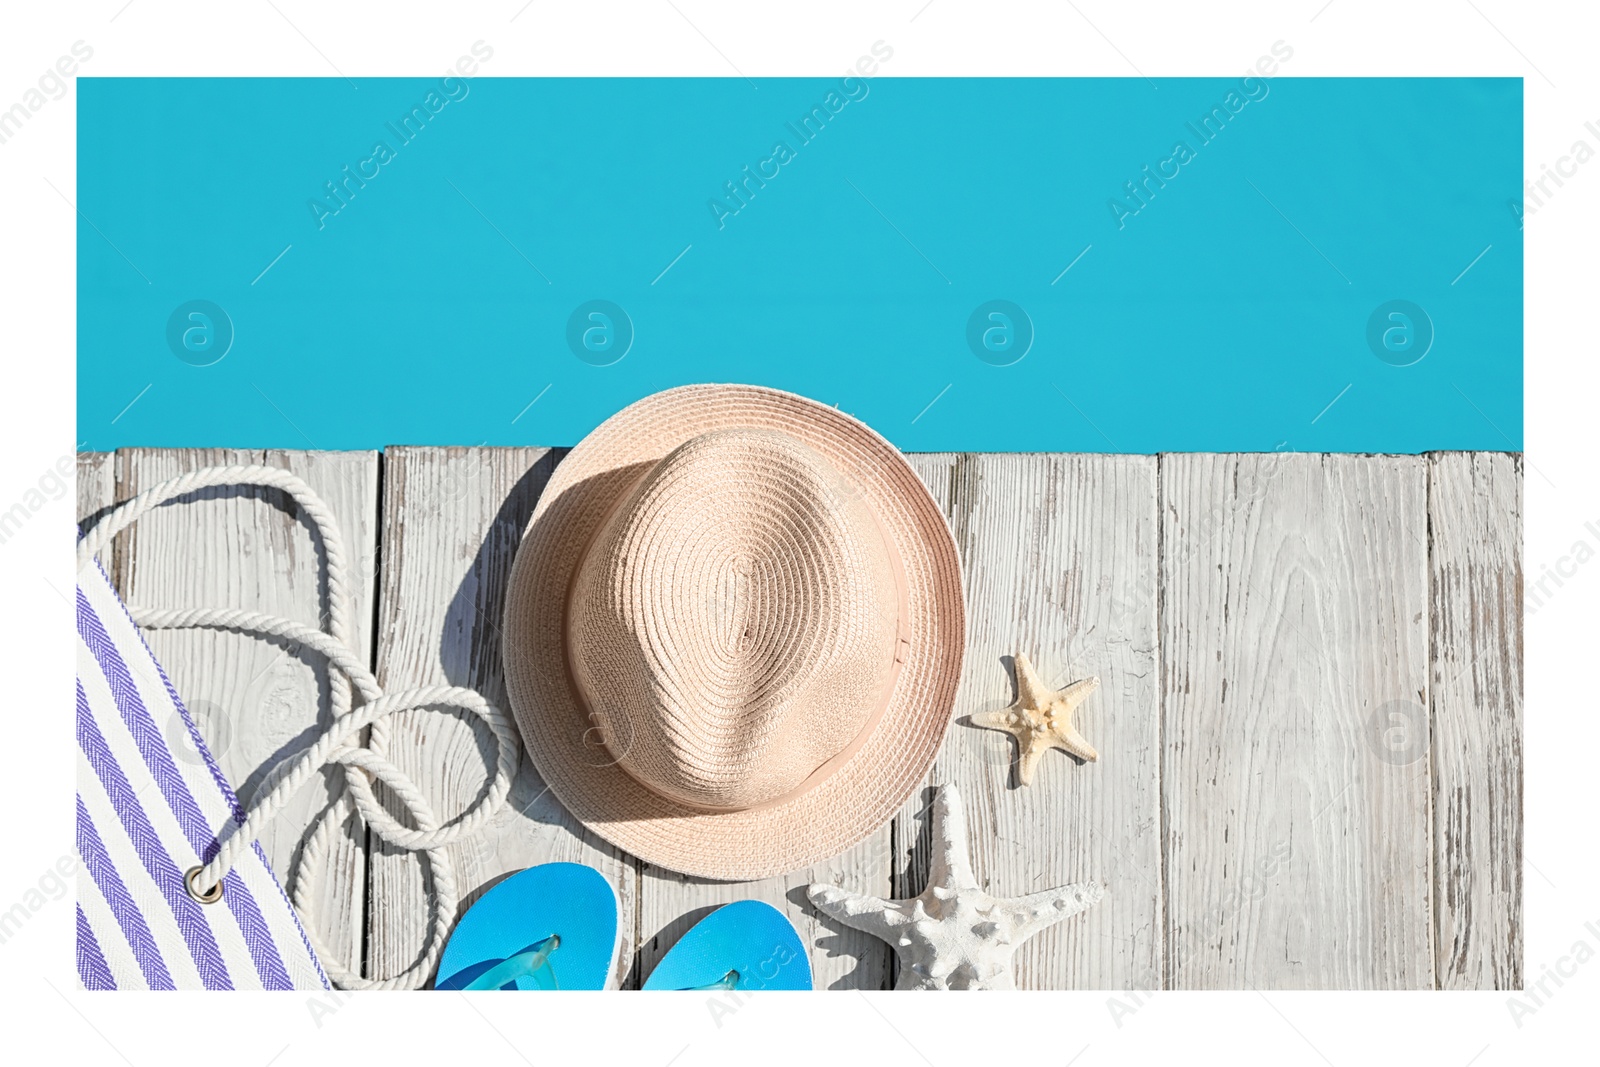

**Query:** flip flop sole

left=643, top=900, right=811, bottom=991
left=436, top=863, right=619, bottom=990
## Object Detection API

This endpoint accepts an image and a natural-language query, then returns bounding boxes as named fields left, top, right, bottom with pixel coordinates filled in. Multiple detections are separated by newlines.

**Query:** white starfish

left=807, top=785, right=1103, bottom=989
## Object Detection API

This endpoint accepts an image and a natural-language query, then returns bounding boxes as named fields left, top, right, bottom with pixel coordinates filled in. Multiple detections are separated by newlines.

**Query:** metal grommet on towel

left=185, top=865, right=224, bottom=904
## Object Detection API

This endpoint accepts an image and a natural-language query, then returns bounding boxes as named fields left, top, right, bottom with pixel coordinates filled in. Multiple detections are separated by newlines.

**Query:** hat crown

left=568, top=428, right=902, bottom=811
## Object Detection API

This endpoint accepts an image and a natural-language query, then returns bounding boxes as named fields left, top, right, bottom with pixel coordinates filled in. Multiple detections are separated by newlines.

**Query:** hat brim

left=502, top=384, right=965, bottom=881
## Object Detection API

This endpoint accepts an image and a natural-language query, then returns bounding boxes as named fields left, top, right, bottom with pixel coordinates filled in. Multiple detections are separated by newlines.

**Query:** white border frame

left=3, top=2, right=1592, bottom=1063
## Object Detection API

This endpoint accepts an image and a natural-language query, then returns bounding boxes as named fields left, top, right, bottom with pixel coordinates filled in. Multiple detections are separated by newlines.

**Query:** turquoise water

left=77, top=76, right=1521, bottom=452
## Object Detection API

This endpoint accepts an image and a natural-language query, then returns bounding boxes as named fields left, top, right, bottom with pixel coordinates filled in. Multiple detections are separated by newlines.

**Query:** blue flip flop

left=435, top=863, right=619, bottom=990
left=643, top=900, right=811, bottom=991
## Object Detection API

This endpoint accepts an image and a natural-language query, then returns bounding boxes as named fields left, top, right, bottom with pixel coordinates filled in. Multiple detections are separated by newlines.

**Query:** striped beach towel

left=75, top=556, right=328, bottom=991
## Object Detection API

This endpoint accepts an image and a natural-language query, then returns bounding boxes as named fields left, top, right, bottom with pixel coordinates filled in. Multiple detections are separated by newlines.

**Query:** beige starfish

left=971, top=653, right=1099, bottom=785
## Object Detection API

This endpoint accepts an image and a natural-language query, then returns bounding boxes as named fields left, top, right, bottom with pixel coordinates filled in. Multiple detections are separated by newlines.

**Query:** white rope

left=77, top=464, right=519, bottom=990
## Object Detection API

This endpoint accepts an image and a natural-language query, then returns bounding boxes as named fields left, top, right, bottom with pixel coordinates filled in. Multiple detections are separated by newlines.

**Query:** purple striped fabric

left=77, top=588, right=296, bottom=988
left=75, top=791, right=175, bottom=990
left=76, top=679, right=235, bottom=988
left=75, top=559, right=328, bottom=991
left=76, top=905, right=117, bottom=991
left=124, top=600, right=331, bottom=986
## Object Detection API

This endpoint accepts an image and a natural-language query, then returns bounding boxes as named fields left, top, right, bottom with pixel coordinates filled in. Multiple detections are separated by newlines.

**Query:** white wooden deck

left=76, top=448, right=1522, bottom=990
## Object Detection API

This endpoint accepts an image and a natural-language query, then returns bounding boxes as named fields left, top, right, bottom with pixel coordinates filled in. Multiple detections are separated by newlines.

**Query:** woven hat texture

left=502, top=385, right=964, bottom=880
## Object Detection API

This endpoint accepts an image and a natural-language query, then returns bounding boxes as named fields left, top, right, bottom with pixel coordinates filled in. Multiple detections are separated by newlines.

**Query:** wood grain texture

left=76, top=447, right=1522, bottom=990
left=364, top=447, right=639, bottom=989
left=1428, top=452, right=1523, bottom=990
left=1161, top=453, right=1433, bottom=989
left=76, top=452, right=115, bottom=555
left=889, top=453, right=1164, bottom=990
left=104, top=448, right=378, bottom=975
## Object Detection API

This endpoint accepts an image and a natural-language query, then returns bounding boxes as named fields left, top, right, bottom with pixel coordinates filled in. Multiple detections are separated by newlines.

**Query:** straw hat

left=502, top=384, right=965, bottom=880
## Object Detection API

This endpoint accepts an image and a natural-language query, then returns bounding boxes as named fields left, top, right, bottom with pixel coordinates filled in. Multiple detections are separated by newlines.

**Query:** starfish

left=971, top=653, right=1099, bottom=786
left=807, top=785, right=1102, bottom=990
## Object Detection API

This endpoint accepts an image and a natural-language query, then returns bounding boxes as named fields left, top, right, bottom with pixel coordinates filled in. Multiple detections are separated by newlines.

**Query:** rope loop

left=78, top=464, right=517, bottom=990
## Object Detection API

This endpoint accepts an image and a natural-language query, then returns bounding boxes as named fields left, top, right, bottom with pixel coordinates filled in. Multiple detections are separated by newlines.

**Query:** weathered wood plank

left=888, top=453, right=1163, bottom=990
left=365, top=447, right=639, bottom=989
left=76, top=452, right=115, bottom=552
left=1428, top=451, right=1523, bottom=990
left=109, top=448, right=378, bottom=976
left=79, top=446, right=1519, bottom=991
left=1160, top=453, right=1433, bottom=989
